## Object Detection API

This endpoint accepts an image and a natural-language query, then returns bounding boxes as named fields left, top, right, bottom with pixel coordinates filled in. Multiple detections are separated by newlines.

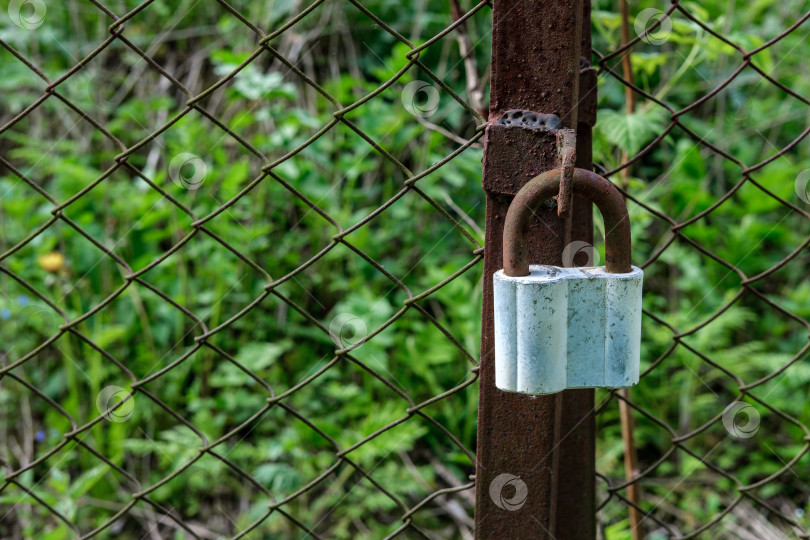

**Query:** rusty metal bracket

left=556, top=129, right=577, bottom=218
left=497, top=109, right=562, bottom=130
left=483, top=111, right=578, bottom=201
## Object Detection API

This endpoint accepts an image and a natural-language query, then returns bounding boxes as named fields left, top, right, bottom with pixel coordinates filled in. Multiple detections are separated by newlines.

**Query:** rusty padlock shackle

left=503, top=168, right=632, bottom=276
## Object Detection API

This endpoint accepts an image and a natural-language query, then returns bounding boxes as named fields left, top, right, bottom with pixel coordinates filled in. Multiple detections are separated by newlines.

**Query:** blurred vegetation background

left=1, top=0, right=809, bottom=538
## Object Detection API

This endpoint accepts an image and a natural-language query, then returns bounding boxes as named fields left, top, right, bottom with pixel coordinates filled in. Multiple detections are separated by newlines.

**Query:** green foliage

left=1, top=1, right=485, bottom=537
left=592, top=0, right=810, bottom=534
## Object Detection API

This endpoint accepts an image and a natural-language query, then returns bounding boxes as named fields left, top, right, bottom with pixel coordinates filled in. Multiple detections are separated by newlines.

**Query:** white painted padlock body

left=493, top=264, right=643, bottom=395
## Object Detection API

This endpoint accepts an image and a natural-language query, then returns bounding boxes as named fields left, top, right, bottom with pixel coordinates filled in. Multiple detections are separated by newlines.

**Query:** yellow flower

left=38, top=252, right=65, bottom=273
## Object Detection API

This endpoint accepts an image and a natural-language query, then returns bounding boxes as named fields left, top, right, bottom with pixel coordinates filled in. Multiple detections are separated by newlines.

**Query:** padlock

left=493, top=168, right=643, bottom=395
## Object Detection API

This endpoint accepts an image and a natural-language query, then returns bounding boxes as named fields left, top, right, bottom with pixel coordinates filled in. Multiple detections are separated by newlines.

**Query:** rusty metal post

left=556, top=4, right=599, bottom=538
left=475, top=1, right=596, bottom=537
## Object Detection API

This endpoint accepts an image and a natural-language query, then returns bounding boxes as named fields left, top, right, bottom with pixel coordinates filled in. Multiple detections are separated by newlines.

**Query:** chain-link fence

left=1, top=1, right=490, bottom=538
left=1, top=0, right=809, bottom=538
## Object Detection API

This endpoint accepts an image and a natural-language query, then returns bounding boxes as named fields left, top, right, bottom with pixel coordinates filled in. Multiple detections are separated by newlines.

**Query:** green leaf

left=68, top=465, right=109, bottom=498
left=597, top=108, right=667, bottom=156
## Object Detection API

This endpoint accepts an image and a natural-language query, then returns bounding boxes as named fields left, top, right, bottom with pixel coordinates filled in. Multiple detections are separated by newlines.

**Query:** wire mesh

left=592, top=2, right=810, bottom=538
left=1, top=0, right=809, bottom=539
left=0, top=0, right=489, bottom=538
